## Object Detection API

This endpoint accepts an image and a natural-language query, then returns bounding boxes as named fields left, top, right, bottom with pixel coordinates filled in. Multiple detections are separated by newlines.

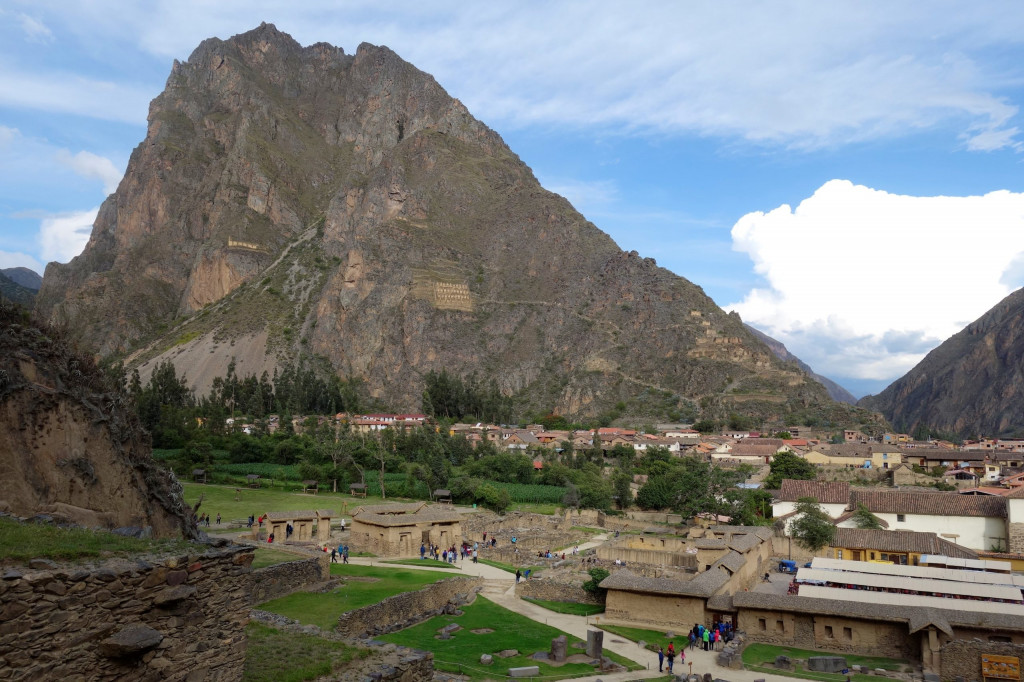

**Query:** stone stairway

left=480, top=578, right=516, bottom=598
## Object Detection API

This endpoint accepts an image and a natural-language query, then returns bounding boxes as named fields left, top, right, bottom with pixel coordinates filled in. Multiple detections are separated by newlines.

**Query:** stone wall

left=336, top=576, right=484, bottom=638
left=596, top=544, right=698, bottom=567
left=941, top=639, right=1024, bottom=682
left=736, top=609, right=916, bottom=660
left=0, top=544, right=254, bottom=681
left=249, top=552, right=330, bottom=603
left=515, top=578, right=603, bottom=605
left=1008, top=522, right=1024, bottom=554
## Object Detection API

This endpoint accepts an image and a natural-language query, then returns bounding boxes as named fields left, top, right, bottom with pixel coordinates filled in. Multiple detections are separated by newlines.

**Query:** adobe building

left=264, top=509, right=334, bottom=544
left=349, top=502, right=463, bottom=557
left=599, top=526, right=773, bottom=629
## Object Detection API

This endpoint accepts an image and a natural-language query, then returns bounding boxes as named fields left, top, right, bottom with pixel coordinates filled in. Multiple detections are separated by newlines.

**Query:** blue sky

left=3, top=2, right=1024, bottom=398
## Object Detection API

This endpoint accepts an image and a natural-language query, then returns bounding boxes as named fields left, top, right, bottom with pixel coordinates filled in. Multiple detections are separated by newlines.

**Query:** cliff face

left=860, top=288, right=1024, bottom=437
left=36, top=24, right=866, bottom=423
left=0, top=303, right=196, bottom=538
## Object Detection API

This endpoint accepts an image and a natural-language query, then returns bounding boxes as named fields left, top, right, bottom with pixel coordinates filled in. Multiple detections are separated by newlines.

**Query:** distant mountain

left=0, top=271, right=36, bottom=308
left=744, top=324, right=857, bottom=404
left=36, top=24, right=876, bottom=427
left=2, top=267, right=42, bottom=291
left=859, top=288, right=1024, bottom=437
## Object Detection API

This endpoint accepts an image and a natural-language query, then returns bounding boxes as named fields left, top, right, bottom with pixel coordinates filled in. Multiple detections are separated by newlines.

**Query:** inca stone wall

left=336, top=576, right=483, bottom=639
left=1008, top=522, right=1024, bottom=554
left=941, top=639, right=1024, bottom=682
left=0, top=544, right=254, bottom=681
left=249, top=552, right=330, bottom=603
left=515, top=578, right=603, bottom=605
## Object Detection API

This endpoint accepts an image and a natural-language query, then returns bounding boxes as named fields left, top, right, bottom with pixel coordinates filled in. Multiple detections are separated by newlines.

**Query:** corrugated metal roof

left=797, top=585, right=1024, bottom=616
left=796, top=568, right=1019, bottom=600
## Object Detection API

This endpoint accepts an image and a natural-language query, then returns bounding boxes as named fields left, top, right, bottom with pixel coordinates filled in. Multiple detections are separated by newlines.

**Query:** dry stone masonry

left=0, top=544, right=254, bottom=681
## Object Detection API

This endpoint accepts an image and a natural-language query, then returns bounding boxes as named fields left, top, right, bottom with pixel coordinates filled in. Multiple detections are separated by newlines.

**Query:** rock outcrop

left=0, top=302, right=196, bottom=538
left=36, top=24, right=871, bottom=423
left=860, top=287, right=1024, bottom=436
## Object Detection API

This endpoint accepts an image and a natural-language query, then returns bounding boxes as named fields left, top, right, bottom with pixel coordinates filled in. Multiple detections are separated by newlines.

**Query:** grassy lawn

left=259, top=564, right=452, bottom=629
left=0, top=517, right=199, bottom=563
left=598, top=623, right=685, bottom=652
left=243, top=623, right=370, bottom=682
left=181, top=482, right=400, bottom=525
left=380, top=595, right=640, bottom=680
left=251, top=547, right=308, bottom=569
left=523, top=597, right=604, bottom=616
left=508, top=502, right=559, bottom=515
left=478, top=558, right=545, bottom=575
left=382, top=558, right=461, bottom=570
left=570, top=525, right=605, bottom=534
left=741, top=644, right=908, bottom=682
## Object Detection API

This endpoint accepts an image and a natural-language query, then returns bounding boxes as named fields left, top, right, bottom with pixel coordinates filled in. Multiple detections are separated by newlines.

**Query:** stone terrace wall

left=941, top=639, right=1024, bottom=682
left=250, top=552, right=330, bottom=603
left=336, top=576, right=484, bottom=638
left=595, top=545, right=698, bottom=567
left=516, top=578, right=602, bottom=605
left=0, top=544, right=254, bottom=681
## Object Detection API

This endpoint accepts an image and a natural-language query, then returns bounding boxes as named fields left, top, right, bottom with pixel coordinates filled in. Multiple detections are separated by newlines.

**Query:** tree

left=613, top=472, right=633, bottom=510
left=763, top=452, right=817, bottom=489
left=790, top=497, right=835, bottom=552
left=635, top=477, right=675, bottom=510
left=851, top=502, right=883, bottom=530
left=582, top=568, right=610, bottom=596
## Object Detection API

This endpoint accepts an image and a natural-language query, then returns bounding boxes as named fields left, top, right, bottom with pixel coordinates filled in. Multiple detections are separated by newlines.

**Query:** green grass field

left=477, top=558, right=545, bottom=576
left=243, top=623, right=370, bottom=682
left=379, top=595, right=639, bottom=680
left=181, top=482, right=391, bottom=524
left=598, top=623, right=684, bottom=652
left=0, top=517, right=199, bottom=563
left=741, top=643, right=908, bottom=682
left=381, top=558, right=462, bottom=570
left=522, top=597, right=605, bottom=616
left=258, top=564, right=452, bottom=629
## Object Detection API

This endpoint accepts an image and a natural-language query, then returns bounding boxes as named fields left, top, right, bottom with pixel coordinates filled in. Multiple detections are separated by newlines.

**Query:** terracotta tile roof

left=833, top=510, right=889, bottom=528
left=779, top=480, right=850, bottom=504
left=812, top=444, right=871, bottom=458
left=849, top=490, right=1007, bottom=518
left=732, top=444, right=778, bottom=456
left=832, top=528, right=978, bottom=559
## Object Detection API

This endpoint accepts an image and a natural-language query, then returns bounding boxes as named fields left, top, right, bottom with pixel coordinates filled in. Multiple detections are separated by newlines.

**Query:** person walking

left=342, top=549, right=349, bottom=564
left=330, top=547, right=338, bottom=563
left=666, top=643, right=675, bottom=673
left=515, top=569, right=522, bottom=584
left=689, top=630, right=696, bottom=650
left=216, top=513, right=221, bottom=525
left=657, top=647, right=665, bottom=673
left=702, top=627, right=710, bottom=651
left=472, top=548, right=478, bottom=563
left=420, top=543, right=426, bottom=559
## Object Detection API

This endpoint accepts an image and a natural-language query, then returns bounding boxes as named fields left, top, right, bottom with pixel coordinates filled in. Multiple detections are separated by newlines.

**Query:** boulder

left=479, top=654, right=493, bottom=666
left=496, top=649, right=520, bottom=658
left=551, top=634, right=567, bottom=662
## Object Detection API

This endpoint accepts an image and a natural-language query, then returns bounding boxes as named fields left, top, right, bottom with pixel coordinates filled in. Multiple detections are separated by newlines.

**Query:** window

left=824, top=625, right=834, bottom=639
left=758, top=618, right=767, bottom=631
left=897, top=514, right=906, bottom=522
left=836, top=550, right=843, bottom=560
left=990, top=635, right=1012, bottom=643
left=776, top=620, right=785, bottom=633
left=844, top=627, right=853, bottom=640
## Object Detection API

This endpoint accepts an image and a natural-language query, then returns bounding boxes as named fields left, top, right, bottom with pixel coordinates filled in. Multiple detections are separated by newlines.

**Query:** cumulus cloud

left=0, top=250, right=43, bottom=272
left=727, top=180, right=1024, bottom=388
left=56, top=149, right=123, bottom=194
left=38, top=208, right=97, bottom=264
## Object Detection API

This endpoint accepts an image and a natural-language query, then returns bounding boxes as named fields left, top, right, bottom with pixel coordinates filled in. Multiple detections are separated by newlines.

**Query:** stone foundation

left=0, top=544, right=254, bottom=681
left=941, top=639, right=1024, bottom=682
left=336, top=576, right=484, bottom=639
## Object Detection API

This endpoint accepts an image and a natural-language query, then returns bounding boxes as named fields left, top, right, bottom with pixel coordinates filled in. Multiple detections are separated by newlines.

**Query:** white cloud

left=0, top=69, right=151, bottom=125
left=55, top=149, right=123, bottom=194
left=727, top=180, right=1024, bottom=387
left=37, top=208, right=97, bottom=264
left=17, top=13, right=54, bottom=43
left=9, top=2, right=1024, bottom=148
left=0, top=250, right=43, bottom=272
left=538, top=177, right=618, bottom=216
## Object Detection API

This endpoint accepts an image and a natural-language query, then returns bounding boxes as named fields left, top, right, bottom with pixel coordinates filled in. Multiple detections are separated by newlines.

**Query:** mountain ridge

left=37, top=24, right=877, bottom=426
left=859, top=287, right=1024, bottom=437
left=744, top=324, right=857, bottom=404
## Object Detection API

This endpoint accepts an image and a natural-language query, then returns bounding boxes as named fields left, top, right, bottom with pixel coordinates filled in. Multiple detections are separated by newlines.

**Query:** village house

left=803, top=443, right=902, bottom=469
left=824, top=527, right=978, bottom=565
left=772, top=480, right=851, bottom=531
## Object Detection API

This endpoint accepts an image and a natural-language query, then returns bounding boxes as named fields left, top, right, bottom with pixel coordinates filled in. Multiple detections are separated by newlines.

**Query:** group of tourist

left=330, top=544, right=349, bottom=564
left=690, top=621, right=732, bottom=651
left=420, top=542, right=474, bottom=563
left=247, top=514, right=265, bottom=528
left=196, top=513, right=215, bottom=527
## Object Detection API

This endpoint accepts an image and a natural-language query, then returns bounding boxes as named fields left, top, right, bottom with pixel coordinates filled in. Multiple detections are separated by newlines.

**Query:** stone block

left=509, top=666, right=540, bottom=677
left=775, top=654, right=792, bottom=670
left=874, top=669, right=888, bottom=677
left=480, top=654, right=493, bottom=666
left=531, top=652, right=550, bottom=661
left=551, top=634, right=567, bottom=662
left=98, top=624, right=164, bottom=658
left=808, top=656, right=848, bottom=673
left=586, top=629, right=603, bottom=658
left=496, top=649, right=520, bottom=658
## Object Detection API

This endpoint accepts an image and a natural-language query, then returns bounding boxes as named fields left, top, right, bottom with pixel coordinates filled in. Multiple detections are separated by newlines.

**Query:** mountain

left=0, top=271, right=37, bottom=308
left=2, top=267, right=42, bottom=290
left=860, top=288, right=1024, bottom=437
left=744, top=324, right=857, bottom=404
left=36, top=24, right=874, bottom=425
